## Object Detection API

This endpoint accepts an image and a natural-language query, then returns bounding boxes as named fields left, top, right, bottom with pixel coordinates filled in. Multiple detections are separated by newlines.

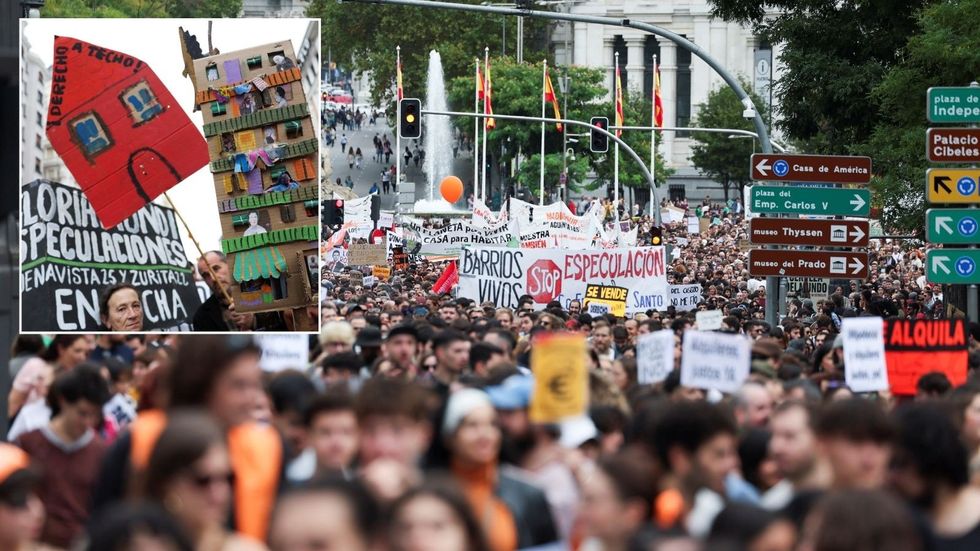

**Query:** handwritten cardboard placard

left=842, top=317, right=888, bottom=393
left=636, top=329, right=675, bottom=384
left=681, top=330, right=750, bottom=394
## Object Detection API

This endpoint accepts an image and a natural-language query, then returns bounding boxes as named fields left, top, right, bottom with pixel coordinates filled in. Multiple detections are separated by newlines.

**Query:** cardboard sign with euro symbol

left=530, top=332, right=588, bottom=423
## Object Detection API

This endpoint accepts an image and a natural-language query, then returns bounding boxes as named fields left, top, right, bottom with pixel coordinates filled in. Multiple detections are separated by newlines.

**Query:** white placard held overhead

left=681, top=331, right=751, bottom=394
left=636, top=330, right=675, bottom=385
left=254, top=335, right=309, bottom=372
left=842, top=317, right=888, bottom=393
left=695, top=310, right=724, bottom=331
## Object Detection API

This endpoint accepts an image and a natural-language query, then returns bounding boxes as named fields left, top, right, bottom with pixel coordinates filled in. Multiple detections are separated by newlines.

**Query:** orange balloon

left=440, top=175, right=464, bottom=203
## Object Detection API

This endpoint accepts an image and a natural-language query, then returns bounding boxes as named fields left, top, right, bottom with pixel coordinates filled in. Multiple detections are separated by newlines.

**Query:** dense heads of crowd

left=3, top=198, right=980, bottom=551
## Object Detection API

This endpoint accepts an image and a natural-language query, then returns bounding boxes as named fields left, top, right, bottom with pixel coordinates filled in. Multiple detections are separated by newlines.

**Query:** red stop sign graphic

left=527, top=259, right=562, bottom=304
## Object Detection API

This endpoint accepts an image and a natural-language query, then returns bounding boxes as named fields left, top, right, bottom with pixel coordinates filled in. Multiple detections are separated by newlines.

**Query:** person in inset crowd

left=305, top=389, right=359, bottom=479
left=380, top=324, right=421, bottom=380
left=387, top=481, right=491, bottom=551
left=0, top=443, right=47, bottom=551
left=99, top=283, right=144, bottom=332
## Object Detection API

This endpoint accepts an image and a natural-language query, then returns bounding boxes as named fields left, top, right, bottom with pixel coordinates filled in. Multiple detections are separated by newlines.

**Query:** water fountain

left=413, top=50, right=466, bottom=215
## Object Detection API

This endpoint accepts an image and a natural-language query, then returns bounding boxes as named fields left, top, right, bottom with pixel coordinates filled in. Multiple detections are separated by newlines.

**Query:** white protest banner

left=696, top=310, right=724, bottom=331
left=637, top=329, right=675, bottom=384
left=378, top=211, right=394, bottom=229
left=687, top=216, right=700, bottom=235
left=403, top=219, right=511, bottom=256
left=363, top=275, right=378, bottom=287
left=842, top=317, right=888, bottom=392
left=255, top=335, right=308, bottom=372
left=681, top=331, right=751, bottom=394
left=471, top=198, right=508, bottom=228
left=509, top=198, right=603, bottom=250
left=20, top=180, right=202, bottom=331
left=662, top=205, right=686, bottom=223
left=458, top=246, right=668, bottom=314
left=670, top=284, right=703, bottom=311
left=344, top=194, right=374, bottom=239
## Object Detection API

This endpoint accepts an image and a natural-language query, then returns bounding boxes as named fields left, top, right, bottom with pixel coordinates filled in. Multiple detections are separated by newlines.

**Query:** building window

left=37, top=70, right=43, bottom=84
left=304, top=200, right=318, bottom=217
left=211, top=102, right=227, bottom=117
left=34, top=158, right=41, bottom=174
left=247, top=56, right=263, bottom=70
left=69, top=112, right=114, bottom=159
left=37, top=90, right=43, bottom=105
left=643, top=37, right=662, bottom=100
left=36, top=112, right=42, bottom=128
left=613, top=36, right=628, bottom=92
left=285, top=120, right=302, bottom=139
left=280, top=204, right=296, bottom=223
left=676, top=38, right=692, bottom=131
left=120, top=80, right=164, bottom=125
left=35, top=134, right=41, bottom=148
left=206, top=63, right=219, bottom=82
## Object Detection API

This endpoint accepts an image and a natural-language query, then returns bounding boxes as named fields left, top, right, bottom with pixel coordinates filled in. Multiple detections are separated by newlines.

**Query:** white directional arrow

left=849, top=225, right=866, bottom=243
left=755, top=159, right=771, bottom=176
left=849, top=257, right=865, bottom=275
left=932, top=255, right=951, bottom=275
left=935, top=216, right=954, bottom=235
left=849, top=194, right=866, bottom=211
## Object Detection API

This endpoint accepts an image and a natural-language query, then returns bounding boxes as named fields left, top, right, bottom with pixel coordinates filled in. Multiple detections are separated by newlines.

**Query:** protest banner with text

left=884, top=319, right=968, bottom=395
left=20, top=180, right=201, bottom=331
left=458, top=246, right=669, bottom=314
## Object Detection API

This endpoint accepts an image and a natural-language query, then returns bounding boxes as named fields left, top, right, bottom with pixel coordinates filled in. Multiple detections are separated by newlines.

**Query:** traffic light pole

left=423, top=108, right=662, bottom=226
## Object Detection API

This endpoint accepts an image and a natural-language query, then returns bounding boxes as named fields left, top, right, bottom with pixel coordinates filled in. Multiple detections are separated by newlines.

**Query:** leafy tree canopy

left=42, top=0, right=241, bottom=17
left=689, top=80, right=769, bottom=201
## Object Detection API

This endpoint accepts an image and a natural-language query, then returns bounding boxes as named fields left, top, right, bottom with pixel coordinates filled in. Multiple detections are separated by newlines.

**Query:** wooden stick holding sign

left=164, top=192, right=233, bottom=306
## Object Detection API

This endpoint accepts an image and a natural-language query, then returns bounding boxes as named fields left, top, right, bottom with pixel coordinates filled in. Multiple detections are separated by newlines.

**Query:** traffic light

left=323, top=199, right=344, bottom=229
left=650, top=226, right=663, bottom=246
left=590, top=116, right=609, bottom=153
left=399, top=98, right=422, bottom=139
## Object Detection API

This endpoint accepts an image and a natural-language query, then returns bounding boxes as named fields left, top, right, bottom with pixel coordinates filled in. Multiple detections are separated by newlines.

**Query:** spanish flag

left=396, top=59, right=404, bottom=101
left=544, top=69, right=563, bottom=132
left=477, top=65, right=485, bottom=101
left=614, top=64, right=624, bottom=137
left=485, top=58, right=495, bottom=130
left=653, top=63, right=663, bottom=128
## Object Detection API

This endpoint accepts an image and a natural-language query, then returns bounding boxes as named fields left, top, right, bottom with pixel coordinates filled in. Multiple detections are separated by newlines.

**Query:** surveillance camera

left=742, top=108, right=757, bottom=119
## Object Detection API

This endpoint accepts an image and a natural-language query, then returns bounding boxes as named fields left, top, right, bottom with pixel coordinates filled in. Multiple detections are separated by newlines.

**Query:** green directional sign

left=926, top=250, right=980, bottom=284
left=749, top=185, right=870, bottom=217
left=926, top=209, right=980, bottom=244
left=927, top=87, right=980, bottom=123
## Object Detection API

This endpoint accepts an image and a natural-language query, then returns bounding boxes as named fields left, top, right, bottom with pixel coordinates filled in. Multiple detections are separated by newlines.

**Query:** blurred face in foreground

left=270, top=493, right=370, bottom=551
left=390, top=495, right=469, bottom=551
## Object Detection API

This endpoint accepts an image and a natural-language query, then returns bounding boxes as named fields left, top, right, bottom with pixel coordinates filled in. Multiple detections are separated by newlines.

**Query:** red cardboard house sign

left=45, top=36, right=209, bottom=229
left=883, top=319, right=968, bottom=395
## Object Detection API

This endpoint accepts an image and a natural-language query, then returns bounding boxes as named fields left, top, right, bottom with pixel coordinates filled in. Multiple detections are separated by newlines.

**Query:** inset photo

left=20, top=18, right=321, bottom=332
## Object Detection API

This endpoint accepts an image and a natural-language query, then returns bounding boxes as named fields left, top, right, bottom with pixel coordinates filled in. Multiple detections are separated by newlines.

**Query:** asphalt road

left=326, top=117, right=480, bottom=211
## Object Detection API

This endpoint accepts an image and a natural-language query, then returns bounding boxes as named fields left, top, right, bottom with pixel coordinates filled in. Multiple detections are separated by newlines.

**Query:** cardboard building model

left=183, top=34, right=319, bottom=328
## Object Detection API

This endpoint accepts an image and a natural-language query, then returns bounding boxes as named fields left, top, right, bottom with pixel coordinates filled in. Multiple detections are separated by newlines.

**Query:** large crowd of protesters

left=3, top=196, right=980, bottom=551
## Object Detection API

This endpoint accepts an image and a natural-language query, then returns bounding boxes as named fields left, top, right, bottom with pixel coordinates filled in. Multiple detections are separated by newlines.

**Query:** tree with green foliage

left=689, top=81, right=769, bottom=202
left=42, top=0, right=241, bottom=17
left=865, top=0, right=980, bottom=235
left=307, top=0, right=550, bottom=109
left=708, top=0, right=934, bottom=155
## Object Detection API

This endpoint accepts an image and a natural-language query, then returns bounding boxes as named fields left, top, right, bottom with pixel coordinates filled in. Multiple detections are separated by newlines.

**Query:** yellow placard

left=530, top=333, right=588, bottom=423
left=583, top=284, right=627, bottom=317
left=926, top=169, right=980, bottom=204
left=372, top=265, right=391, bottom=280
left=235, top=129, right=258, bottom=151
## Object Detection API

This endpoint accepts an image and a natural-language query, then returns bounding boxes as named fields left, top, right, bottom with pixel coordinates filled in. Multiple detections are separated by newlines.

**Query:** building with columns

left=552, top=0, right=782, bottom=201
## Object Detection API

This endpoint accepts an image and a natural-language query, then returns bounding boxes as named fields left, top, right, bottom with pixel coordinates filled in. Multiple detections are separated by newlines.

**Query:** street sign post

left=926, top=128, right=980, bottom=163
left=927, top=87, right=980, bottom=123
left=749, top=218, right=868, bottom=247
left=926, top=209, right=980, bottom=244
left=926, top=169, right=980, bottom=203
left=749, top=250, right=869, bottom=279
left=749, top=185, right=871, bottom=217
left=750, top=154, right=872, bottom=184
left=926, top=250, right=980, bottom=285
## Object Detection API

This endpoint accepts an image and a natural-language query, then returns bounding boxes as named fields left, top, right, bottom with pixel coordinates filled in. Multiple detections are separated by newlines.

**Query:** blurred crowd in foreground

left=1, top=321, right=979, bottom=551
